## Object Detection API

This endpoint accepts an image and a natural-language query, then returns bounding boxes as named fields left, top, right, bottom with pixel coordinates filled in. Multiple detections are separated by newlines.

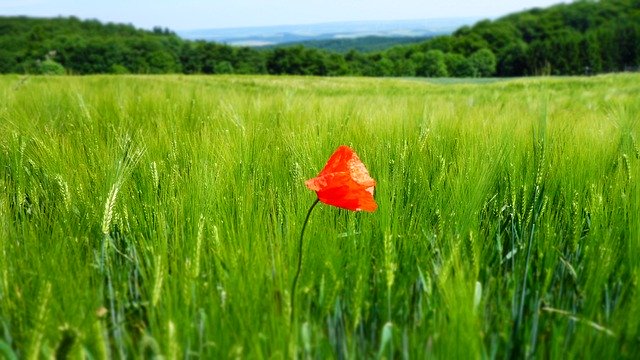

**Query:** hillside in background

left=404, top=0, right=640, bottom=75
left=177, top=18, right=476, bottom=46
left=0, top=0, right=639, bottom=76
left=259, top=35, right=433, bottom=53
left=0, top=16, right=183, bottom=74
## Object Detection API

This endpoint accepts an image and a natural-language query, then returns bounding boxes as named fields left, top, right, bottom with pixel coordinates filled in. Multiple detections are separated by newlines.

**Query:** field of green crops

left=1, top=74, right=639, bottom=359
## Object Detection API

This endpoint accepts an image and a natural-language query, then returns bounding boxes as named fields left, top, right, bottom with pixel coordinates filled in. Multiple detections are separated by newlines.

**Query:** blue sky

left=0, top=0, right=567, bottom=30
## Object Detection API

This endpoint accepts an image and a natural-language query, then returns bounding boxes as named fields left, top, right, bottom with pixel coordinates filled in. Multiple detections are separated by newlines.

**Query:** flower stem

left=291, top=198, right=320, bottom=324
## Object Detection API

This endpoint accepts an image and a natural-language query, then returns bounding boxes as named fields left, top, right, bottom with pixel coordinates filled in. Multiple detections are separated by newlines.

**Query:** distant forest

left=1, top=0, right=639, bottom=77
left=260, top=36, right=435, bottom=54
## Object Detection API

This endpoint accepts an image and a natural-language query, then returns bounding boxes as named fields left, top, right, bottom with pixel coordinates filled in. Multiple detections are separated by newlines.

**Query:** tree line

left=0, top=0, right=638, bottom=77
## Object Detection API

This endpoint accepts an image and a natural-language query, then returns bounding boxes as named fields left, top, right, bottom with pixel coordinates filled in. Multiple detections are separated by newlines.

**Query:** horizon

left=0, top=0, right=568, bottom=31
left=178, top=16, right=482, bottom=32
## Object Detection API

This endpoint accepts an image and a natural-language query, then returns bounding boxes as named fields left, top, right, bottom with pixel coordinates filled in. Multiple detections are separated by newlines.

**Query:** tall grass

left=1, top=74, right=639, bottom=358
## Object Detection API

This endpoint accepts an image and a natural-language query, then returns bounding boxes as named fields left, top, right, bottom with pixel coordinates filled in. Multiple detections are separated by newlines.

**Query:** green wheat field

left=1, top=74, right=639, bottom=359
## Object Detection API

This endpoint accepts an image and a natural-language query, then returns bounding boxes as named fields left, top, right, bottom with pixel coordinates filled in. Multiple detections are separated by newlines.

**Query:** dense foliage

left=261, top=35, right=434, bottom=54
left=0, top=0, right=639, bottom=76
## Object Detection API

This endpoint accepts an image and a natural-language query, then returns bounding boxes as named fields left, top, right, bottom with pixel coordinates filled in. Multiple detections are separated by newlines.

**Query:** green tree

left=233, top=47, right=267, bottom=74
left=384, top=47, right=416, bottom=76
left=420, top=36, right=454, bottom=53
left=527, top=40, right=552, bottom=75
left=469, top=48, right=497, bottom=77
left=0, top=49, right=18, bottom=73
left=37, top=59, right=65, bottom=75
left=214, top=61, right=234, bottom=74
left=497, top=42, right=529, bottom=76
left=445, top=53, right=474, bottom=77
left=266, top=46, right=330, bottom=75
left=325, top=53, right=349, bottom=76
left=372, top=56, right=394, bottom=77
left=391, top=59, right=416, bottom=76
left=344, top=50, right=369, bottom=76
left=548, top=30, right=583, bottom=75
left=475, top=21, right=522, bottom=53
left=198, top=42, right=234, bottom=74
left=614, top=21, right=640, bottom=70
left=147, top=50, right=179, bottom=73
left=179, top=42, right=204, bottom=74
left=581, top=31, right=602, bottom=74
left=415, top=50, right=448, bottom=77
left=451, top=33, right=489, bottom=56
left=350, top=53, right=392, bottom=76
left=596, top=25, right=619, bottom=72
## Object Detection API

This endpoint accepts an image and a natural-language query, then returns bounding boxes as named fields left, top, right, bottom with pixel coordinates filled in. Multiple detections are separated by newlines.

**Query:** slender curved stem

left=290, top=198, right=320, bottom=324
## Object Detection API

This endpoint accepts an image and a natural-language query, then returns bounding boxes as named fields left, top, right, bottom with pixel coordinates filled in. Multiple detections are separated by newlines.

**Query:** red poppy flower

left=305, top=145, right=377, bottom=212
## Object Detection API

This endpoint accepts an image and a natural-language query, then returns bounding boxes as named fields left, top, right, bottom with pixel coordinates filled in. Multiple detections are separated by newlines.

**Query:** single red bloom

left=305, top=145, right=377, bottom=212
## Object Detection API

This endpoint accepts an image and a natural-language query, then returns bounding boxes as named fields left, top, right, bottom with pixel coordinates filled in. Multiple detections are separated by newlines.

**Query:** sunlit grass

left=1, top=73, right=639, bottom=358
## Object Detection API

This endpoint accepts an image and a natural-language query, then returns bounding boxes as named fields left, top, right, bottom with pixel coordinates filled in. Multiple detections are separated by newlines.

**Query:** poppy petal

left=306, top=146, right=377, bottom=212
